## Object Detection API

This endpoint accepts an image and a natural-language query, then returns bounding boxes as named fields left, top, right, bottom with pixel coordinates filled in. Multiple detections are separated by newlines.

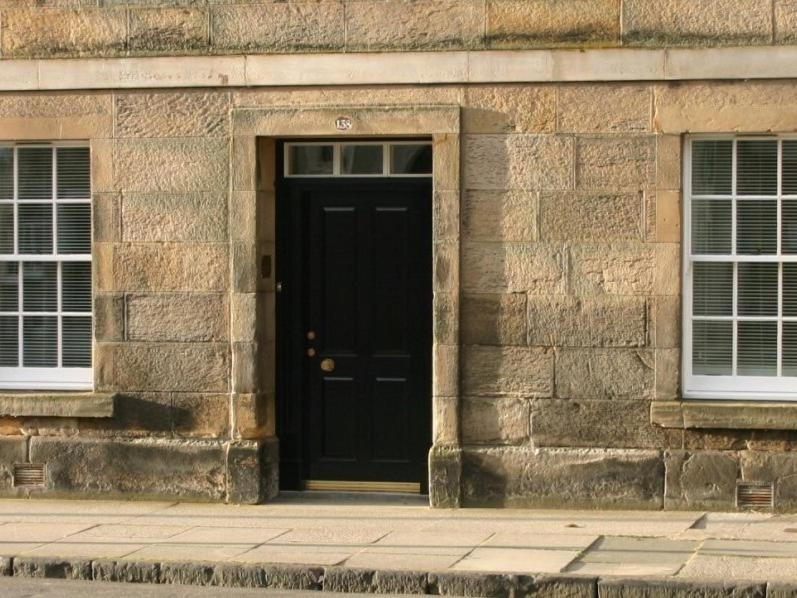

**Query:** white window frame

left=284, top=140, right=433, bottom=178
left=0, top=141, right=92, bottom=391
left=683, top=134, right=797, bottom=401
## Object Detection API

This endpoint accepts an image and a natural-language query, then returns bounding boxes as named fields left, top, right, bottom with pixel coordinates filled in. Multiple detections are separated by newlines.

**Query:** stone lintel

left=0, top=392, right=116, bottom=418
left=652, top=400, right=797, bottom=431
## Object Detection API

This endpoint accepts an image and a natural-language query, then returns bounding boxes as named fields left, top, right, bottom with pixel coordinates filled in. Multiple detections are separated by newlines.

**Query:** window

left=684, top=136, right=797, bottom=400
left=285, top=141, right=432, bottom=177
left=0, top=143, right=92, bottom=390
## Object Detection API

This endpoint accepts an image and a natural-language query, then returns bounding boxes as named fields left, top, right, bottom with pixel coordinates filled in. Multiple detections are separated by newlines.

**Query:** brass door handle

left=320, top=358, right=336, bottom=373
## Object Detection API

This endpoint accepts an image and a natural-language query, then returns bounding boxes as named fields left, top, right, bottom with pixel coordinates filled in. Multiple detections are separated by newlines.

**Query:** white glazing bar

left=779, top=140, right=784, bottom=377
left=731, top=139, right=738, bottom=377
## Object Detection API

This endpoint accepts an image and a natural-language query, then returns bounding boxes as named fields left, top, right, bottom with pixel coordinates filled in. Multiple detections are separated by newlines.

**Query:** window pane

left=18, top=204, right=52, bottom=254
left=737, top=140, right=778, bottom=196
left=57, top=204, right=91, bottom=254
left=0, top=316, right=17, bottom=367
left=22, top=262, right=56, bottom=312
left=22, top=315, right=56, bottom=367
left=62, top=316, right=91, bottom=368
left=738, top=320, right=778, bottom=376
left=0, top=148, right=12, bottom=201
left=692, top=199, right=731, bottom=254
left=785, top=264, right=797, bottom=317
left=56, top=147, right=90, bottom=199
left=783, top=200, right=797, bottom=254
left=341, top=145, right=383, bottom=175
left=17, top=147, right=52, bottom=200
left=693, top=320, right=732, bottom=375
left=61, top=262, right=91, bottom=312
left=783, top=322, right=797, bottom=376
left=693, top=262, right=733, bottom=316
left=391, top=144, right=432, bottom=175
left=738, top=262, right=778, bottom=317
left=0, top=204, right=13, bottom=254
left=784, top=141, right=797, bottom=196
left=0, top=262, right=18, bottom=312
left=692, top=140, right=732, bottom=195
left=289, top=145, right=333, bottom=175
left=737, top=200, right=777, bottom=255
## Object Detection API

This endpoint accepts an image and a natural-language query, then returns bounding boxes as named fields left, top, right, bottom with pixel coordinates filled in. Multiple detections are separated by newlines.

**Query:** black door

left=276, top=175, right=432, bottom=490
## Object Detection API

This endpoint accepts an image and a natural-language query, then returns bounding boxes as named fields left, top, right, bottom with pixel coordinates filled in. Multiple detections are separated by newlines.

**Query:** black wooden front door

left=276, top=176, right=432, bottom=490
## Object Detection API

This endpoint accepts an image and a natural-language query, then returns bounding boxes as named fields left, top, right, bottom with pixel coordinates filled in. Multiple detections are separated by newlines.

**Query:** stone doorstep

left=0, top=555, right=789, bottom=596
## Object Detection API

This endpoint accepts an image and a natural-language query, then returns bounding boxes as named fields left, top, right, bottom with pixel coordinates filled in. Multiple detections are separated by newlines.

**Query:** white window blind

left=0, top=143, right=92, bottom=390
left=684, top=136, right=797, bottom=399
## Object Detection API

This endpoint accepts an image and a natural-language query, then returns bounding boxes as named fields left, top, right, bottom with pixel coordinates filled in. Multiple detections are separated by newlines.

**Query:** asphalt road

left=0, top=577, right=392, bottom=597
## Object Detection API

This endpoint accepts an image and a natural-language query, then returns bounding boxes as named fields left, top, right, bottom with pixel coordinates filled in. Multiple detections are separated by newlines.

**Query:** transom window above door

left=284, top=141, right=432, bottom=177
left=0, top=143, right=92, bottom=390
left=684, top=136, right=797, bottom=400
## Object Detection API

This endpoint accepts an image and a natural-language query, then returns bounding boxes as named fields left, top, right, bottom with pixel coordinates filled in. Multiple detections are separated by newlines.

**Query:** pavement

left=0, top=493, right=793, bottom=595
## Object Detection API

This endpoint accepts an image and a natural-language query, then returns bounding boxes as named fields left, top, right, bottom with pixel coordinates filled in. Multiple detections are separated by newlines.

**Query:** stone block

left=159, top=562, right=215, bottom=586
left=346, top=0, right=483, bottom=51
left=463, top=190, right=537, bottom=242
left=558, top=84, right=651, bottom=133
left=105, top=243, right=228, bottom=292
left=433, top=240, right=459, bottom=295
left=122, top=192, right=227, bottom=243
left=433, top=396, right=458, bottom=445
left=664, top=450, right=738, bottom=511
left=532, top=398, right=672, bottom=449
left=555, top=349, right=654, bottom=399
left=91, top=139, right=114, bottom=194
left=13, top=557, right=91, bottom=580
left=463, top=85, right=556, bottom=133
left=129, top=7, right=208, bottom=54
left=776, top=1, right=797, bottom=43
left=741, top=452, right=797, bottom=511
left=461, top=293, right=526, bottom=346
left=1, top=8, right=127, bottom=58
left=94, top=293, right=124, bottom=342
left=655, top=190, right=681, bottom=243
left=464, top=134, right=574, bottom=191
left=623, top=0, right=772, bottom=47
left=233, top=85, right=460, bottom=110
left=127, top=293, right=228, bottom=342
left=576, top=136, right=656, bottom=190
left=29, top=437, right=226, bottom=501
left=233, top=393, right=273, bottom=440
left=433, top=343, right=459, bottom=398
left=433, top=191, right=459, bottom=242
left=0, top=438, right=27, bottom=495
left=227, top=441, right=261, bottom=504
left=429, top=445, right=462, bottom=508
left=654, top=82, right=797, bottom=134
left=432, top=133, right=459, bottom=192
left=486, top=0, right=620, bottom=48
left=92, top=560, right=159, bottom=584
left=172, top=393, right=230, bottom=438
left=461, top=446, right=664, bottom=509
left=462, top=345, right=553, bottom=398
left=211, top=3, right=344, bottom=53
left=570, top=243, right=655, bottom=295
left=432, top=572, right=531, bottom=597
left=599, top=578, right=765, bottom=598
left=652, top=295, right=680, bottom=348
left=93, top=192, right=120, bottom=243
left=656, top=243, right=681, bottom=295
left=656, top=135, right=682, bottom=190
left=103, top=342, right=229, bottom=393
left=461, top=397, right=530, bottom=445
left=540, top=191, right=643, bottom=242
left=116, top=92, right=228, bottom=138
left=528, top=296, right=648, bottom=348
left=433, top=292, right=459, bottom=347
left=0, top=94, right=111, bottom=120
left=113, top=139, right=228, bottom=193
left=656, top=348, right=680, bottom=400
left=462, top=242, right=566, bottom=294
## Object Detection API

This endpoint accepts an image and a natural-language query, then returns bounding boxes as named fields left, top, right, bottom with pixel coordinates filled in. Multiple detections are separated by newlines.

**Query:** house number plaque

left=335, top=116, right=353, bottom=131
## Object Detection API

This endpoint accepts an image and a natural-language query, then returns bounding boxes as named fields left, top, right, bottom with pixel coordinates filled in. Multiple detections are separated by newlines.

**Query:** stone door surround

left=230, top=105, right=462, bottom=505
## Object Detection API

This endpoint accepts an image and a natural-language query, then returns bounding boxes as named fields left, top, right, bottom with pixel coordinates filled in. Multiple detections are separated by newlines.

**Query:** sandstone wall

left=0, top=1, right=795, bottom=59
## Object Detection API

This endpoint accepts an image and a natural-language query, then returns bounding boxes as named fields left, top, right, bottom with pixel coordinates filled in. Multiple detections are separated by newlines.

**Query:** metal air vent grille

left=13, top=464, right=45, bottom=488
left=737, top=482, right=774, bottom=509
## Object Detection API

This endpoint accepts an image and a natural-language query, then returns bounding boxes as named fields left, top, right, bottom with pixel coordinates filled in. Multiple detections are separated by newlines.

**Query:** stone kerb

left=230, top=104, right=463, bottom=507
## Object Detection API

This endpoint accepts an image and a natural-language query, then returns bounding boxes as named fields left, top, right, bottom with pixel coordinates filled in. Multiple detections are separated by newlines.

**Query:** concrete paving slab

left=0, top=522, right=94, bottom=542
left=126, top=543, right=259, bottom=562
left=482, top=533, right=599, bottom=550
left=20, top=541, right=145, bottom=559
left=677, top=554, right=797, bottom=581
left=345, top=550, right=465, bottom=571
left=700, top=538, right=797, bottom=558
left=268, top=528, right=389, bottom=546
left=422, top=517, right=701, bottom=537
left=0, top=500, right=174, bottom=525
left=576, top=536, right=699, bottom=564
left=167, top=526, right=289, bottom=545
left=375, top=531, right=491, bottom=547
left=69, top=524, right=189, bottom=540
left=233, top=544, right=355, bottom=566
left=568, top=562, right=687, bottom=576
left=452, top=547, right=579, bottom=574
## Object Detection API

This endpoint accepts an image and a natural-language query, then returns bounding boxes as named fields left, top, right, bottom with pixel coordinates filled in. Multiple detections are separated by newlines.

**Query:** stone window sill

left=651, top=400, right=797, bottom=431
left=0, top=392, right=116, bottom=418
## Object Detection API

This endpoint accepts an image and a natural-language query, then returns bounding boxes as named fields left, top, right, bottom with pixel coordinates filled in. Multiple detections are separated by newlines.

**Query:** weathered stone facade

left=1, top=1, right=797, bottom=511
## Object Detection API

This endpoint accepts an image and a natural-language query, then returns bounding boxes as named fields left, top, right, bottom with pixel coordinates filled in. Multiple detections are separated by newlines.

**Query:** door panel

left=277, top=176, right=432, bottom=488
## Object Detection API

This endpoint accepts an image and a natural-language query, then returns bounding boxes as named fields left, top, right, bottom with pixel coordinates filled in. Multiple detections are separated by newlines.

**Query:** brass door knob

left=320, top=358, right=336, bottom=373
